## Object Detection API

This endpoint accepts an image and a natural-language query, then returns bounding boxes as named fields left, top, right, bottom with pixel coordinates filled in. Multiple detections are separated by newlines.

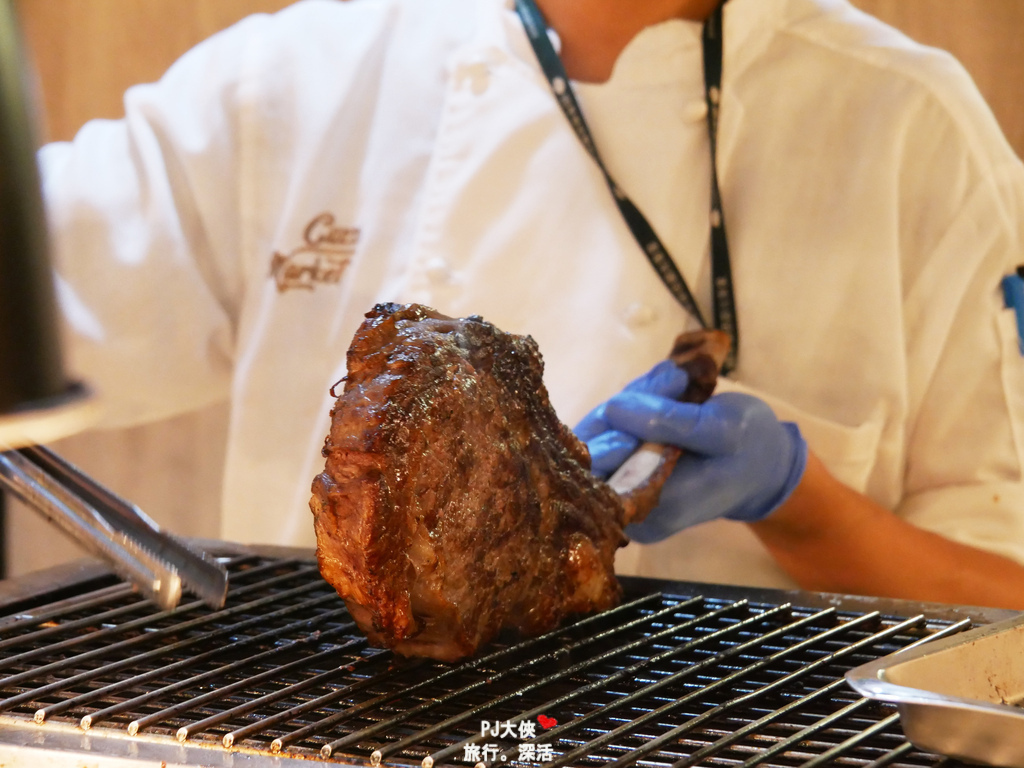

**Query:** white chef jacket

left=39, top=0, right=1024, bottom=589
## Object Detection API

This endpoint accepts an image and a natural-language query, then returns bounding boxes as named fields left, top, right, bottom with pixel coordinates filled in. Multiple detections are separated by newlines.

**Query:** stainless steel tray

left=846, top=611, right=1024, bottom=767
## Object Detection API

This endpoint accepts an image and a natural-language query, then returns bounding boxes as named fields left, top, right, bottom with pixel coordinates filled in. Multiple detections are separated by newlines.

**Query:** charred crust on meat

left=311, top=303, right=628, bottom=661
left=310, top=304, right=726, bottom=661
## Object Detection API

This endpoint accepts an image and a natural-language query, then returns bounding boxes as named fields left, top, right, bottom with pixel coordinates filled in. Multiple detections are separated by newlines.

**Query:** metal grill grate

left=0, top=554, right=977, bottom=767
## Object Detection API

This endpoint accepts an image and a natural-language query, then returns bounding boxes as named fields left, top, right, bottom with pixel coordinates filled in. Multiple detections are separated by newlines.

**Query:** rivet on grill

left=222, top=733, right=234, bottom=748
left=33, top=709, right=45, bottom=724
left=176, top=726, right=190, bottom=742
left=127, top=721, right=140, bottom=736
left=422, top=756, right=434, bottom=768
left=271, top=738, right=284, bottom=753
left=370, top=748, right=383, bottom=765
left=80, top=715, right=92, bottom=730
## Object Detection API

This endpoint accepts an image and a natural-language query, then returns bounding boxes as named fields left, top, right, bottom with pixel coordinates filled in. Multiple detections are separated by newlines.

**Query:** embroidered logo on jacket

left=269, top=213, right=360, bottom=292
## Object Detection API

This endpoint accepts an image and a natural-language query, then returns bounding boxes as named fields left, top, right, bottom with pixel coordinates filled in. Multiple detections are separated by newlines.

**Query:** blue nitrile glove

left=575, top=360, right=808, bottom=543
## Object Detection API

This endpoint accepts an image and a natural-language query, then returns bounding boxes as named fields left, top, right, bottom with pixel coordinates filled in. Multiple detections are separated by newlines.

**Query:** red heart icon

left=537, top=715, right=557, bottom=729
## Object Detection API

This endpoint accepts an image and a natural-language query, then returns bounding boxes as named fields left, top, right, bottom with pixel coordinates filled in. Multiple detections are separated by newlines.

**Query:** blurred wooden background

left=6, top=0, right=1024, bottom=576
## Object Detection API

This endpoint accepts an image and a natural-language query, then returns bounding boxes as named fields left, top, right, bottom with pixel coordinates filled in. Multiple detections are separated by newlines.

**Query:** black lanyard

left=513, top=0, right=738, bottom=373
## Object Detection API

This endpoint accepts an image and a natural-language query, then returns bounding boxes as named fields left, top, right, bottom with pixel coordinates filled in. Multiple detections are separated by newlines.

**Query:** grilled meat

left=310, top=303, right=726, bottom=660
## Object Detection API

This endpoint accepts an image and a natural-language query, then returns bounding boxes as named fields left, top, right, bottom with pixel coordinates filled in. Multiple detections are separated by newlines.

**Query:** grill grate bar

left=221, top=649, right=399, bottom=749
left=863, top=741, right=917, bottom=768
left=319, top=596, right=744, bottom=761
left=680, top=676, right=851, bottom=767
left=625, top=613, right=945, bottom=768
left=271, top=593, right=700, bottom=754
left=465, top=604, right=836, bottom=768
left=0, top=561, right=321, bottom=688
left=170, top=634, right=364, bottom=741
left=0, top=555, right=979, bottom=768
left=0, top=583, right=135, bottom=635
left=505, top=607, right=857, bottom=768
left=739, top=694, right=873, bottom=767
left=800, top=712, right=901, bottom=768
left=0, top=599, right=181, bottom=675
left=418, top=600, right=775, bottom=768
left=353, top=599, right=756, bottom=765
left=733, top=616, right=971, bottom=768
left=70, top=605, right=354, bottom=730
left=0, top=555, right=264, bottom=645
left=0, top=566, right=328, bottom=712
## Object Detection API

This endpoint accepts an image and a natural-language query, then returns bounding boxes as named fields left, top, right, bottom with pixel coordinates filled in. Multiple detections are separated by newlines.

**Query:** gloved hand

left=575, top=360, right=808, bottom=543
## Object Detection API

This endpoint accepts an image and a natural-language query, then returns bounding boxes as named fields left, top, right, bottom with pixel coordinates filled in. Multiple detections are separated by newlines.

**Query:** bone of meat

left=310, top=303, right=727, bottom=661
left=612, top=329, right=732, bottom=524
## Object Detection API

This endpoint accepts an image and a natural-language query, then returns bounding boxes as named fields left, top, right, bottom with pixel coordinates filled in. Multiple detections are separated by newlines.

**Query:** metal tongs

left=0, top=445, right=228, bottom=610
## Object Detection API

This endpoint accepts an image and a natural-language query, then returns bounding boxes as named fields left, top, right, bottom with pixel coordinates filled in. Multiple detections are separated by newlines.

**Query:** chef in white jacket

left=39, top=0, right=1024, bottom=608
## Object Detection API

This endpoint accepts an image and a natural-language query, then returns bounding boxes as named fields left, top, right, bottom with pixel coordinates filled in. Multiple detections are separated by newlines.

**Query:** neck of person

left=533, top=0, right=721, bottom=83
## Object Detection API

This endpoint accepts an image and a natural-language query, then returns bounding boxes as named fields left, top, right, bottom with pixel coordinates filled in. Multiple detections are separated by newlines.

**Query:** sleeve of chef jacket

left=36, top=0, right=393, bottom=429
left=36, top=17, right=263, bottom=428
left=894, top=68, right=1024, bottom=564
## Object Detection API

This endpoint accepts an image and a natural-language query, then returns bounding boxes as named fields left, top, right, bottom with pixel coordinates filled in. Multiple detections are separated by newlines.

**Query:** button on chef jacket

left=39, top=0, right=1024, bottom=588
